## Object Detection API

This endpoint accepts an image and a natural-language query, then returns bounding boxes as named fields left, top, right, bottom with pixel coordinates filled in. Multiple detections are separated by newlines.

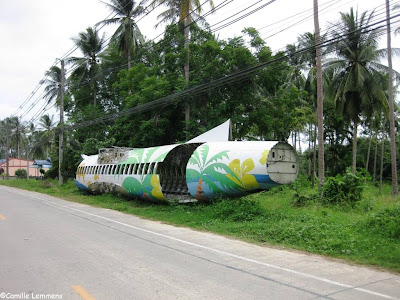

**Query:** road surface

left=0, top=185, right=399, bottom=299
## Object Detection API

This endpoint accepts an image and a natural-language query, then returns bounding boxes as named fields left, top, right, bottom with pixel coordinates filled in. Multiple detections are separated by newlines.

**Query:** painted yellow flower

left=259, top=149, right=269, bottom=165
left=151, top=175, right=167, bottom=201
left=227, top=158, right=259, bottom=190
left=94, top=174, right=99, bottom=181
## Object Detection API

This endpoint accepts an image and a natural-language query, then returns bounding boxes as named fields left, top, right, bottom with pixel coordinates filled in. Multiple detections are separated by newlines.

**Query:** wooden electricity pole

left=314, top=0, right=324, bottom=189
left=5, top=119, right=9, bottom=179
left=58, top=59, right=65, bottom=186
left=26, top=142, right=29, bottom=180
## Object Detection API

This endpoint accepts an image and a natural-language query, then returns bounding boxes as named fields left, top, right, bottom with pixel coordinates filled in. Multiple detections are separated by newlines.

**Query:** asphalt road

left=0, top=185, right=399, bottom=300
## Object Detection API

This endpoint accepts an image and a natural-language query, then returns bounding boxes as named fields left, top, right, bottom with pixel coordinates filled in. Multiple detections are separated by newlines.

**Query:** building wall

left=0, top=158, right=50, bottom=177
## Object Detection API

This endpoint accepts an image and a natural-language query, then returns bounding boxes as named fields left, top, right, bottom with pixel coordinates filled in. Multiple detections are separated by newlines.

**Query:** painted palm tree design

left=186, top=144, right=241, bottom=198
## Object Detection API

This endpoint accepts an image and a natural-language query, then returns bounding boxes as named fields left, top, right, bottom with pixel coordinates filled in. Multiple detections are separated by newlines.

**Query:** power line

left=10, top=0, right=148, bottom=120
left=64, top=11, right=400, bottom=131
left=54, top=0, right=400, bottom=122
left=11, top=0, right=399, bottom=126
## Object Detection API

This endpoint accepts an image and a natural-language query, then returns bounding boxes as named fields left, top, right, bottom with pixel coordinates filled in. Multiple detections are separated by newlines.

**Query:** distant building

left=0, top=158, right=51, bottom=177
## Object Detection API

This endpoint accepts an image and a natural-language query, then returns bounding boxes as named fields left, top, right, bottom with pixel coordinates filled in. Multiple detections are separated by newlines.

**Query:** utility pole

left=184, top=3, right=191, bottom=139
left=314, top=0, right=324, bottom=189
left=26, top=142, right=29, bottom=180
left=58, top=59, right=65, bottom=186
left=5, top=119, right=9, bottom=180
left=386, top=0, right=398, bottom=195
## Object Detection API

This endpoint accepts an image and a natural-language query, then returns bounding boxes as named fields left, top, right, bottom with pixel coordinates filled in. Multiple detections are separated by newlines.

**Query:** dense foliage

left=0, top=4, right=398, bottom=187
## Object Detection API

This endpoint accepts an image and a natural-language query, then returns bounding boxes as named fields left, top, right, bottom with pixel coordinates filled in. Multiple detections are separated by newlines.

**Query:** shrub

left=363, top=206, right=400, bottom=239
left=212, top=198, right=265, bottom=222
left=291, top=175, right=319, bottom=206
left=15, top=168, right=27, bottom=179
left=292, top=189, right=319, bottom=207
left=44, top=167, right=58, bottom=179
left=322, top=169, right=363, bottom=206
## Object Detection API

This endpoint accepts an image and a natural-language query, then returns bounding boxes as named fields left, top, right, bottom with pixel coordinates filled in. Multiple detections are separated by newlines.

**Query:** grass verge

left=0, top=178, right=399, bottom=273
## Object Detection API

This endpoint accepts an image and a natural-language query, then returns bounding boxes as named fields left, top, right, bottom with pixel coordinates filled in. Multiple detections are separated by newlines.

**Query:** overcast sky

left=0, top=0, right=399, bottom=122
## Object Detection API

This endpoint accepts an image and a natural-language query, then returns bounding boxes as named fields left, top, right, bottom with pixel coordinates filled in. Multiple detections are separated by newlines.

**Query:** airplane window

left=138, top=164, right=143, bottom=175
left=133, top=164, right=138, bottom=175
left=143, top=163, right=149, bottom=174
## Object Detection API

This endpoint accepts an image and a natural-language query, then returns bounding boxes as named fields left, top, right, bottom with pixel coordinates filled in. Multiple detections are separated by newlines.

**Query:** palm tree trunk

left=373, top=136, right=378, bottom=186
left=128, top=48, right=131, bottom=70
left=386, top=0, right=398, bottom=195
left=352, top=120, right=358, bottom=174
left=366, top=133, right=372, bottom=174
left=93, top=87, right=97, bottom=106
left=308, top=123, right=312, bottom=179
left=379, top=135, right=385, bottom=193
left=312, top=124, right=317, bottom=188
left=298, top=131, right=302, bottom=153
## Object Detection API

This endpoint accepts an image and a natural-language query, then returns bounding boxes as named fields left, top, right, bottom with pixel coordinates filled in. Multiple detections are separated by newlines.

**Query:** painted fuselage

left=75, top=141, right=298, bottom=203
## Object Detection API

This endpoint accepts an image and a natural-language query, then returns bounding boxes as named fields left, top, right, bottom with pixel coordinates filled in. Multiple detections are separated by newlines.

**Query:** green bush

left=364, top=206, right=400, bottom=239
left=15, top=168, right=27, bottom=179
left=322, top=170, right=363, bottom=206
left=44, top=167, right=58, bottom=179
left=292, top=190, right=319, bottom=207
left=290, top=175, right=319, bottom=207
left=212, top=198, right=265, bottom=222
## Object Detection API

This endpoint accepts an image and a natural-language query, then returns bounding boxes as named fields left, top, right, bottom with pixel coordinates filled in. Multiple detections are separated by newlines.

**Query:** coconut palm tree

left=325, top=8, right=393, bottom=174
left=8, top=117, right=26, bottom=158
left=386, top=0, right=398, bottom=195
left=96, top=0, right=147, bottom=70
left=150, top=0, right=214, bottom=132
left=38, top=114, right=56, bottom=158
left=284, top=43, right=306, bottom=90
left=151, top=0, right=212, bottom=29
left=40, top=66, right=65, bottom=106
left=27, top=122, right=45, bottom=160
left=69, top=27, right=105, bottom=106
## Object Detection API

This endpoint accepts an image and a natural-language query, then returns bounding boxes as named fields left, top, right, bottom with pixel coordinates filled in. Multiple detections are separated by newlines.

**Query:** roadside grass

left=0, top=178, right=399, bottom=273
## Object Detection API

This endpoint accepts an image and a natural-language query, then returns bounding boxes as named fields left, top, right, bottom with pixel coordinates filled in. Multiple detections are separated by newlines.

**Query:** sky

left=0, top=0, right=399, bottom=123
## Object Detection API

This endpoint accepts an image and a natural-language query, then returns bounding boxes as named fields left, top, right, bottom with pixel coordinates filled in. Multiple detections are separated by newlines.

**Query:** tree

left=27, top=122, right=45, bottom=160
left=284, top=43, right=306, bottom=90
left=97, top=0, right=147, bottom=69
left=8, top=117, right=26, bottom=158
left=151, top=0, right=214, bottom=134
left=38, top=114, right=56, bottom=158
left=385, top=0, right=398, bottom=195
left=69, top=27, right=105, bottom=106
left=325, top=8, right=390, bottom=174
left=297, top=32, right=322, bottom=187
left=40, top=66, right=65, bottom=106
